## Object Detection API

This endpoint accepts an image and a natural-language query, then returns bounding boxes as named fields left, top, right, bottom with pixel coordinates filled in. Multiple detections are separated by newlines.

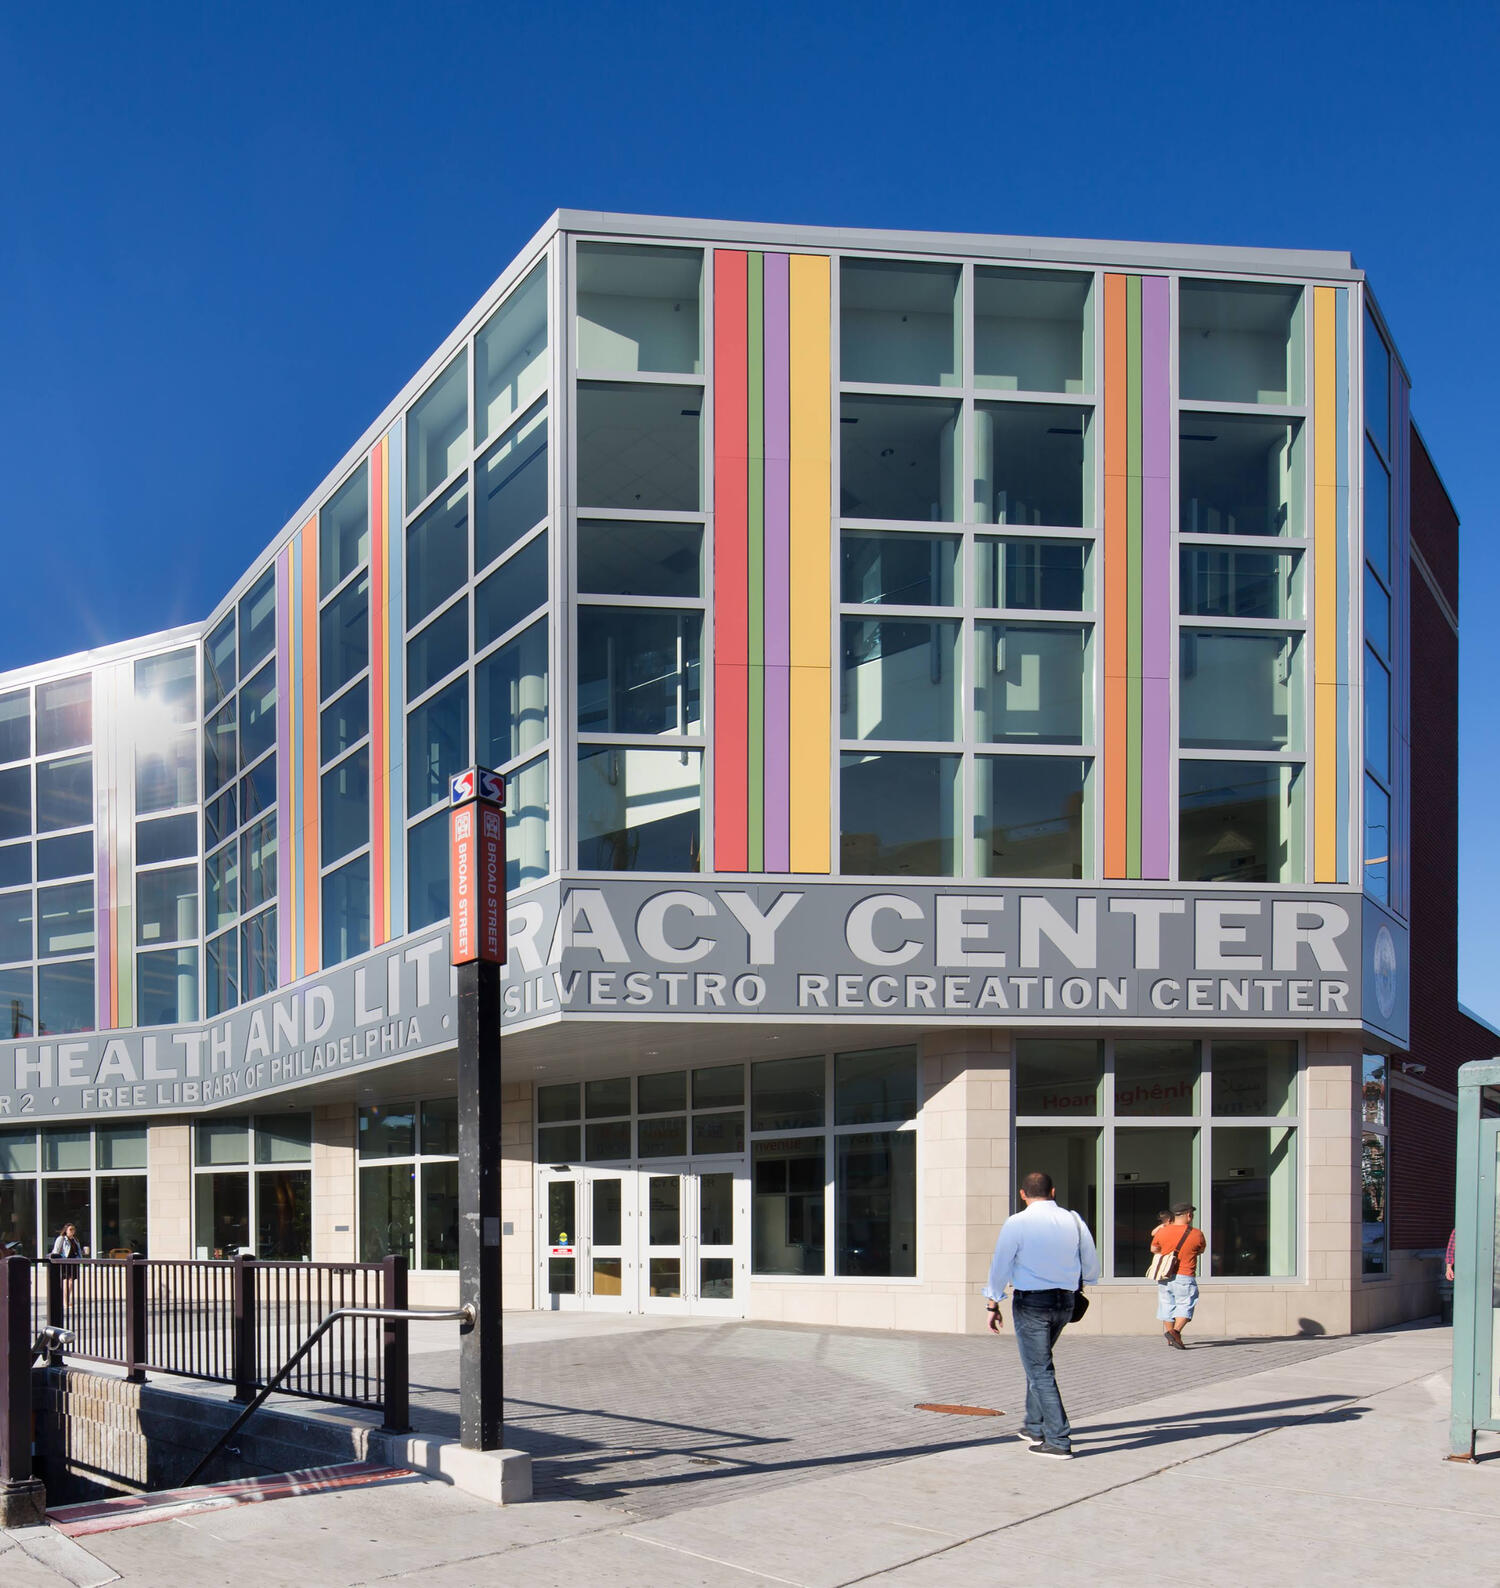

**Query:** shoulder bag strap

left=1170, top=1224, right=1192, bottom=1257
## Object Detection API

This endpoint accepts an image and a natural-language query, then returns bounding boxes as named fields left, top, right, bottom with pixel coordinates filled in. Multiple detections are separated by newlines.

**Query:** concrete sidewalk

left=5, top=1323, right=1495, bottom=1587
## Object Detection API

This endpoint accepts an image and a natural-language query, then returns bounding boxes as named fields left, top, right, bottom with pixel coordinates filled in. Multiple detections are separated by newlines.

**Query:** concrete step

left=47, top=1461, right=414, bottom=1536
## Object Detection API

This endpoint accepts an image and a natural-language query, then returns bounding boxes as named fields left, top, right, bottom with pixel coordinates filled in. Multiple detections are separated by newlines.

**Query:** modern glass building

left=0, top=212, right=1486, bottom=1333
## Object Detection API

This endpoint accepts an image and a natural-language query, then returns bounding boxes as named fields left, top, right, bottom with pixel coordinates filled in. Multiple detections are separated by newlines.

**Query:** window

left=977, top=537, right=1089, bottom=611
left=407, top=599, right=468, bottom=697
left=406, top=479, right=469, bottom=627
left=579, top=521, right=701, bottom=599
left=1180, top=546, right=1301, bottom=621
left=578, top=609, right=702, bottom=737
left=477, top=259, right=548, bottom=444
left=1179, top=760, right=1302, bottom=883
left=577, top=746, right=701, bottom=873
left=1361, top=1054, right=1388, bottom=1277
left=134, top=650, right=197, bottom=816
left=1179, top=630, right=1301, bottom=752
left=749, top=1046, right=917, bottom=1278
left=193, top=1115, right=311, bottom=1260
left=477, top=619, right=548, bottom=768
left=840, top=618, right=959, bottom=742
left=1364, top=776, right=1390, bottom=904
left=1364, top=309, right=1390, bottom=460
left=320, top=462, right=369, bottom=596
left=840, top=395, right=960, bottom=522
left=1180, top=415, right=1302, bottom=537
left=407, top=350, right=469, bottom=510
left=0, top=691, right=29, bottom=764
left=321, top=571, right=370, bottom=696
left=323, top=854, right=370, bottom=968
left=35, top=676, right=91, bottom=756
left=321, top=681, right=369, bottom=765
left=0, top=1125, right=148, bottom=1258
left=1017, top=1037, right=1299, bottom=1278
left=1179, top=280, right=1304, bottom=406
left=575, top=382, right=703, bottom=512
left=974, top=622, right=1090, bottom=744
left=204, top=613, right=236, bottom=713
left=321, top=747, right=370, bottom=865
left=975, top=403, right=1091, bottom=529
left=359, top=1099, right=461, bottom=1270
left=475, top=407, right=547, bottom=574
left=407, top=809, right=450, bottom=931
left=406, top=677, right=468, bottom=818
left=576, top=244, right=702, bottom=376
left=36, top=754, right=92, bottom=833
left=974, top=755, right=1087, bottom=879
left=138, top=947, right=197, bottom=1026
left=238, top=569, right=277, bottom=677
left=840, top=751, right=959, bottom=877
left=974, top=267, right=1091, bottom=394
left=475, top=531, right=547, bottom=649
left=840, top=258, right=959, bottom=388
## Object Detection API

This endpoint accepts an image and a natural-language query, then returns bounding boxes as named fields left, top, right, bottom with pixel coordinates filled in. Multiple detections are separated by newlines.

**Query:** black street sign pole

left=450, top=768, right=507, bottom=1451
left=457, top=955, right=503, bottom=1449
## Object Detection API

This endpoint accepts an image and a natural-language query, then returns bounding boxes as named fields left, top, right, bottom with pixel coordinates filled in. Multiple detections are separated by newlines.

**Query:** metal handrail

left=181, top=1304, right=475, bottom=1488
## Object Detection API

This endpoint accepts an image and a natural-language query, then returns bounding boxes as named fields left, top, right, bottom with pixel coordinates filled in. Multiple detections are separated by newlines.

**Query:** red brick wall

left=1391, top=427, right=1497, bottom=1247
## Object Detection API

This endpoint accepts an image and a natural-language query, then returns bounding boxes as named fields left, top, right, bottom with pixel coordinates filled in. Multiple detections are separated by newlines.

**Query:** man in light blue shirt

left=984, top=1170, right=1100, bottom=1459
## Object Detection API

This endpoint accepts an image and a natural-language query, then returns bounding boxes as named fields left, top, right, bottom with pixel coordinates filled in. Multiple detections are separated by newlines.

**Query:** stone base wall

left=35, top=1366, right=374, bottom=1502
left=1353, top=1248, right=1444, bottom=1332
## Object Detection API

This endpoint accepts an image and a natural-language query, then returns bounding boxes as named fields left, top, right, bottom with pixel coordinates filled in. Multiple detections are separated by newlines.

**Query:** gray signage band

left=0, top=883, right=1409, bottom=1123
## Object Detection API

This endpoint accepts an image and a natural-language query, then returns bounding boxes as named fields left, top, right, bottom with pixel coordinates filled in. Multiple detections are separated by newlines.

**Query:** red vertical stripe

left=715, top=250, right=750, bottom=871
left=369, top=442, right=388, bottom=944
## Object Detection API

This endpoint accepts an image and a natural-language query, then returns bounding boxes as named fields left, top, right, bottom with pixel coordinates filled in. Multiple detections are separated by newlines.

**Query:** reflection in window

left=835, top=1047, right=917, bottom=1126
left=475, top=404, right=547, bottom=571
left=837, top=1132, right=915, bottom=1276
left=840, top=395, right=960, bottom=522
left=138, top=946, right=197, bottom=1026
left=321, top=680, right=369, bottom=765
left=407, top=810, right=449, bottom=931
left=240, top=664, right=277, bottom=766
left=323, top=854, right=371, bottom=968
left=407, top=350, right=469, bottom=510
left=135, top=815, right=200, bottom=865
left=0, top=969, right=32, bottom=1038
left=840, top=257, right=959, bottom=388
left=241, top=910, right=276, bottom=1002
left=974, top=623, right=1089, bottom=744
left=576, top=746, right=700, bottom=872
left=1180, top=630, right=1300, bottom=751
left=406, top=678, right=468, bottom=817
left=503, top=755, right=549, bottom=891
left=0, top=691, right=29, bottom=764
left=975, top=403, right=1090, bottom=528
left=840, top=618, right=958, bottom=741
left=206, top=841, right=239, bottom=934
left=1179, top=280, right=1303, bottom=406
left=405, top=480, right=469, bottom=627
left=1214, top=1126, right=1297, bottom=1277
left=1015, top=1039, right=1103, bottom=1116
left=321, top=572, right=370, bottom=698
left=1180, top=415, right=1302, bottom=537
left=1114, top=1126, right=1198, bottom=1278
left=752, top=1055, right=824, bottom=1132
left=975, top=755, right=1087, bottom=879
left=840, top=751, right=959, bottom=876
left=0, top=768, right=28, bottom=842
left=37, top=882, right=92, bottom=958
left=576, top=382, right=702, bottom=512
left=136, top=727, right=196, bottom=814
left=1179, top=546, right=1301, bottom=620
left=36, top=675, right=91, bottom=756
left=1115, top=1040, right=1199, bottom=1116
left=477, top=258, right=548, bottom=444
left=38, top=832, right=91, bottom=882
left=1364, top=776, right=1390, bottom=904
left=0, top=892, right=32, bottom=964
left=206, top=928, right=238, bottom=1017
left=576, top=244, right=702, bottom=375
left=841, top=531, right=958, bottom=607
left=407, top=598, right=468, bottom=698
left=578, top=609, right=701, bottom=736
left=477, top=620, right=548, bottom=767
left=1365, top=650, right=1390, bottom=785
left=321, top=747, right=370, bottom=865
left=320, top=461, right=369, bottom=596
left=136, top=864, right=197, bottom=946
left=475, top=531, right=547, bottom=648
left=1364, top=439, right=1390, bottom=586
left=974, top=267, right=1091, bottom=394
left=977, top=537, right=1088, bottom=611
left=578, top=521, right=701, bottom=599
left=204, top=614, right=236, bottom=713
left=37, top=959, right=93, bottom=1035
left=241, top=816, right=276, bottom=913
left=204, top=703, right=237, bottom=799
left=1364, top=309, right=1390, bottom=460
left=752, top=1137, right=824, bottom=1276
left=1179, top=760, right=1301, bottom=884
left=1212, top=1041, right=1296, bottom=1118
left=239, top=569, right=277, bottom=677
left=36, top=754, right=92, bottom=833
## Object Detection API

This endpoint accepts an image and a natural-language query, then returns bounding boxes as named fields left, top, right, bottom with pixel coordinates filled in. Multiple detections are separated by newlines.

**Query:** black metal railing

left=33, top=1255, right=409, bottom=1429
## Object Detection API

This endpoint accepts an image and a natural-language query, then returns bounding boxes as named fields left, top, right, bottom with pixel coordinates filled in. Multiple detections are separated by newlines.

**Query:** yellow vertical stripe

left=787, top=253, right=831, bottom=873
left=1313, top=286, right=1338, bottom=884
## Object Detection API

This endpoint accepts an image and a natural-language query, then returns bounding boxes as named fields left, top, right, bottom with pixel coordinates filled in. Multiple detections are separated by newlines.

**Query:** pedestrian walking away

left=984, top=1170, right=1100, bottom=1460
left=1446, top=1226, right=1456, bottom=1282
left=1150, top=1202, right=1206, bottom=1349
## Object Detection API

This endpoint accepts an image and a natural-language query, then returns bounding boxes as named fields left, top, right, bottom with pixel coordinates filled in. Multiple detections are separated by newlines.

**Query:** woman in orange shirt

left=1151, top=1202, right=1207, bottom=1349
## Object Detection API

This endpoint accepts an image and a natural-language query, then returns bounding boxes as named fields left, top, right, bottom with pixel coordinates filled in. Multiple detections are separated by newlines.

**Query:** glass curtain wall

left=1015, top=1036, right=1299, bottom=1278
left=1177, top=280, right=1308, bottom=882
left=357, top=1100, right=460, bottom=1269
left=192, top=1114, right=311, bottom=1259
left=0, top=674, right=97, bottom=1035
left=405, top=254, right=552, bottom=927
left=573, top=241, right=705, bottom=873
left=836, top=257, right=1096, bottom=879
left=1362, top=309, right=1394, bottom=903
left=0, top=1125, right=149, bottom=1256
left=203, top=567, right=279, bottom=1014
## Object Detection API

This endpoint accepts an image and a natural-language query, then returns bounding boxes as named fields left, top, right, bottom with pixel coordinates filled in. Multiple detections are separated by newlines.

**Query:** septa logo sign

left=450, top=767, right=505, bottom=807
left=449, top=795, right=507, bottom=966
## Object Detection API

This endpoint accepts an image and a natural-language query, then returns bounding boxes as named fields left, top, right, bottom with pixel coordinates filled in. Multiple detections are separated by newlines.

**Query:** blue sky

left=3, top=2, right=1498, bottom=1020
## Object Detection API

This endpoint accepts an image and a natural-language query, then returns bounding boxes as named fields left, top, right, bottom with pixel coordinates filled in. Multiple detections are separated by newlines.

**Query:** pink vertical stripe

left=275, top=547, right=294, bottom=982
left=762, top=253, right=791, bottom=870
left=1139, top=276, right=1171, bottom=879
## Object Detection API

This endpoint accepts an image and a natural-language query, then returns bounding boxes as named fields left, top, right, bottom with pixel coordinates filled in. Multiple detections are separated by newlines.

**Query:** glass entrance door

left=536, top=1167, right=638, bottom=1310
left=640, top=1162, right=748, bottom=1317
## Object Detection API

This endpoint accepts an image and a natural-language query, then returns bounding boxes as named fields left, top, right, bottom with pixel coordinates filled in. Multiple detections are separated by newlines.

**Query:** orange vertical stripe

left=1102, top=274, right=1129, bottom=878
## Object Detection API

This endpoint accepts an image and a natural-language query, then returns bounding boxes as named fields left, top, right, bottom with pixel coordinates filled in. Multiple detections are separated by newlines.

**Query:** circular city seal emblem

left=1373, top=925, right=1398, bottom=1021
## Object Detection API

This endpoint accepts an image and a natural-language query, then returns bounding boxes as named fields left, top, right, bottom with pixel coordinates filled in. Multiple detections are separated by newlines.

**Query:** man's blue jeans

left=1011, top=1287, right=1074, bottom=1451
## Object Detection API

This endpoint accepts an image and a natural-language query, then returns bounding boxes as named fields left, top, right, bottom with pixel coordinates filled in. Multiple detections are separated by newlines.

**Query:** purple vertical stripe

left=276, top=546, right=294, bottom=983
left=763, top=253, right=792, bottom=870
left=1140, top=276, right=1171, bottom=879
left=95, top=673, right=110, bottom=1027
